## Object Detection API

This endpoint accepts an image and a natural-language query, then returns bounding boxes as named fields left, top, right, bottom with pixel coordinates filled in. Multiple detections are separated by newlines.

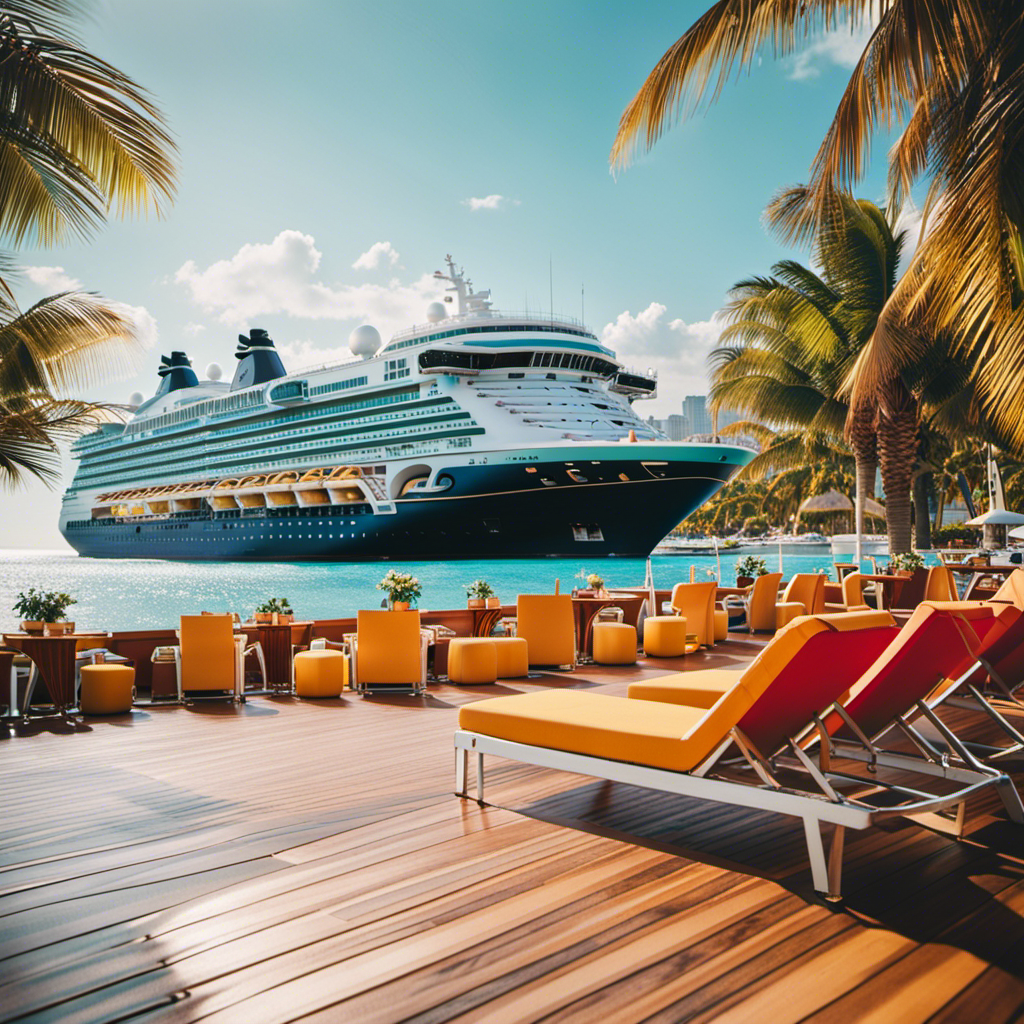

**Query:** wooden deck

left=4, top=637, right=1024, bottom=1023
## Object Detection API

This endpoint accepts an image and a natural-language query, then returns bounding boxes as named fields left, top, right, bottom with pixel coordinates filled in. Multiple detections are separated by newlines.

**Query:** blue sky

left=4, top=0, right=899, bottom=547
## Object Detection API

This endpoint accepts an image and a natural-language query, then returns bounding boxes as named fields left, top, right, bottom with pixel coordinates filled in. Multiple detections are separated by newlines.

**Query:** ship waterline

left=60, top=258, right=754, bottom=559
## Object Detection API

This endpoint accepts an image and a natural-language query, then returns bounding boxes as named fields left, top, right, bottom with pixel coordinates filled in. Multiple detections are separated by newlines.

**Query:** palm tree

left=0, top=0, right=177, bottom=489
left=711, top=196, right=923, bottom=544
left=611, top=3, right=1024, bottom=450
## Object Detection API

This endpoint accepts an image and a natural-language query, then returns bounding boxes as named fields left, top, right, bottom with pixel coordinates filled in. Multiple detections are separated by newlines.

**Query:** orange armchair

left=924, top=565, right=957, bottom=602
left=516, top=594, right=576, bottom=668
left=723, top=572, right=783, bottom=633
left=668, top=582, right=718, bottom=647
left=175, top=614, right=254, bottom=701
left=351, top=610, right=428, bottom=694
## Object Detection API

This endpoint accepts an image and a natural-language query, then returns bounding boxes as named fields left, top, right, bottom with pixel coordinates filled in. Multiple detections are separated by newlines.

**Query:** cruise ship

left=59, top=258, right=755, bottom=560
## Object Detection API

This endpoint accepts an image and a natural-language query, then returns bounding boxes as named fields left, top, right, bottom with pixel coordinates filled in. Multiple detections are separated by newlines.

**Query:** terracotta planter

left=736, top=576, right=754, bottom=588
left=467, top=598, right=485, bottom=609
left=392, top=600, right=411, bottom=612
left=21, top=620, right=44, bottom=635
left=47, top=621, right=74, bottom=635
left=485, top=596, right=500, bottom=608
left=278, top=613, right=294, bottom=624
left=255, top=613, right=272, bottom=625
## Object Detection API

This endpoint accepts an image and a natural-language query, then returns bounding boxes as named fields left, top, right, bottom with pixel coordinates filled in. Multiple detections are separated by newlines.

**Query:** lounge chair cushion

left=458, top=689, right=712, bottom=772
left=629, top=668, right=743, bottom=708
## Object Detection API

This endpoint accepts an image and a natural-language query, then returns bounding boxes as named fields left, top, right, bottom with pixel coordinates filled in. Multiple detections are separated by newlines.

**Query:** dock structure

left=3, top=636, right=1024, bottom=1022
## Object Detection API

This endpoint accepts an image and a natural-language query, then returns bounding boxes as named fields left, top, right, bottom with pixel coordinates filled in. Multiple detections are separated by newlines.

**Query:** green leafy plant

left=465, top=580, right=495, bottom=600
left=377, top=569, right=422, bottom=606
left=735, top=555, right=769, bottom=579
left=931, top=523, right=981, bottom=546
left=255, top=597, right=292, bottom=615
left=890, top=551, right=926, bottom=572
left=13, top=587, right=76, bottom=622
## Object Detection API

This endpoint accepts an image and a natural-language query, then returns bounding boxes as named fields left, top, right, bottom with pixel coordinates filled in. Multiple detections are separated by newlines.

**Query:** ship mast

left=433, top=255, right=492, bottom=317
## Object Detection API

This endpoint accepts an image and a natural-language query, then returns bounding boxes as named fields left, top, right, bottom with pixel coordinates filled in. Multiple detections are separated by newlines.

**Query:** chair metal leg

left=455, top=747, right=468, bottom=797
left=803, top=817, right=844, bottom=901
left=476, top=751, right=485, bottom=803
left=998, top=775, right=1024, bottom=824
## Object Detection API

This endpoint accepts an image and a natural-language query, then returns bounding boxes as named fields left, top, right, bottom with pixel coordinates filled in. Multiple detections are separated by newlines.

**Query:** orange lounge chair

left=351, top=610, right=428, bottom=695
left=454, top=607, right=1019, bottom=899
left=775, top=573, right=826, bottom=629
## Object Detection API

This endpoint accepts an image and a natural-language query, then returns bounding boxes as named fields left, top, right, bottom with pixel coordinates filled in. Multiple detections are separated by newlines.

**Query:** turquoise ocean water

left=0, top=548, right=922, bottom=634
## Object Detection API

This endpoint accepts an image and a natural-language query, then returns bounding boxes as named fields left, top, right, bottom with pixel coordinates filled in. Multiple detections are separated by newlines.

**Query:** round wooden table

left=240, top=621, right=313, bottom=691
left=571, top=595, right=645, bottom=661
left=2, top=632, right=108, bottom=715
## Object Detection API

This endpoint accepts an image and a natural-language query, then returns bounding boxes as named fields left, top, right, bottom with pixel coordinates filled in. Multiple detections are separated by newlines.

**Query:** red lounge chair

left=454, top=609, right=1020, bottom=899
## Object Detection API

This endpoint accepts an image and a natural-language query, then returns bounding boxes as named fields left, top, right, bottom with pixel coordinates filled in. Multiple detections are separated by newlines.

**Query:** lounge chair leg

left=455, top=746, right=468, bottom=797
left=997, top=776, right=1024, bottom=824
left=476, top=752, right=485, bottom=803
left=803, top=817, right=842, bottom=901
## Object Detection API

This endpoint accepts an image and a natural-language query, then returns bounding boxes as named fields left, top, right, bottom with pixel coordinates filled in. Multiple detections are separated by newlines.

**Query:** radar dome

left=349, top=324, right=382, bottom=358
left=425, top=301, right=447, bottom=323
left=205, top=362, right=223, bottom=381
left=128, top=392, right=144, bottom=409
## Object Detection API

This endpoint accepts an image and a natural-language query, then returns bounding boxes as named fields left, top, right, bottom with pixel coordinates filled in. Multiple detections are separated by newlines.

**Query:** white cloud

left=183, top=322, right=205, bottom=336
left=788, top=21, right=874, bottom=80
left=23, top=265, right=83, bottom=292
left=601, top=302, right=724, bottom=417
left=276, top=338, right=362, bottom=372
left=110, top=302, right=159, bottom=350
left=352, top=241, right=400, bottom=271
left=462, top=194, right=518, bottom=211
left=174, top=230, right=445, bottom=337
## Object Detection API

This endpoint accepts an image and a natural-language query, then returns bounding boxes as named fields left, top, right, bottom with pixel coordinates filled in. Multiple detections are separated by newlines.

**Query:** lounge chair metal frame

left=454, top=709, right=1021, bottom=900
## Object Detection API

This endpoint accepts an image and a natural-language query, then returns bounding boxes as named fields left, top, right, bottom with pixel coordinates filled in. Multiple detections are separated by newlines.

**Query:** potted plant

left=889, top=552, right=925, bottom=576
left=13, top=588, right=77, bottom=635
left=255, top=597, right=293, bottom=624
left=586, top=572, right=606, bottom=598
left=465, top=579, right=496, bottom=609
left=735, top=555, right=769, bottom=588
left=377, top=569, right=422, bottom=611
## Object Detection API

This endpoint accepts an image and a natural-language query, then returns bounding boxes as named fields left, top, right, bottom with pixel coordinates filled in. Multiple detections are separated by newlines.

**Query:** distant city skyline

left=0, top=1, right=904, bottom=547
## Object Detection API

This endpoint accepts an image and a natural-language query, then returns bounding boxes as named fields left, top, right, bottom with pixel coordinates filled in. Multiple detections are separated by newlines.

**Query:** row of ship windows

left=74, top=397, right=456, bottom=476
left=74, top=416, right=475, bottom=487
left=80, top=382, right=422, bottom=458
left=385, top=323, right=599, bottom=351
left=74, top=429, right=481, bottom=491
left=309, top=375, right=369, bottom=396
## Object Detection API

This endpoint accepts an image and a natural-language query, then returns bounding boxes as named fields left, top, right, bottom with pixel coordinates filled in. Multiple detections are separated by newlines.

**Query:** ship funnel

left=232, top=328, right=286, bottom=390
left=156, top=351, right=199, bottom=394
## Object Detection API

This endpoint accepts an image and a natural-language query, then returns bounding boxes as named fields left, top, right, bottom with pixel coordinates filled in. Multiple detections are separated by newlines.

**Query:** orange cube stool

left=592, top=622, right=637, bottom=665
left=79, top=663, right=136, bottom=715
left=643, top=615, right=689, bottom=658
left=490, top=637, right=529, bottom=678
left=294, top=649, right=348, bottom=697
left=448, top=638, right=498, bottom=684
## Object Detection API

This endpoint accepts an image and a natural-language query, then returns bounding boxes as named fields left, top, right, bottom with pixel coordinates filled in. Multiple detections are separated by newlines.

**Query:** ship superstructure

left=59, top=258, right=754, bottom=559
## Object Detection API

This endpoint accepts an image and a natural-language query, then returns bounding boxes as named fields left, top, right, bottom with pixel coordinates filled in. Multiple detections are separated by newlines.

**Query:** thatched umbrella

left=798, top=489, right=854, bottom=535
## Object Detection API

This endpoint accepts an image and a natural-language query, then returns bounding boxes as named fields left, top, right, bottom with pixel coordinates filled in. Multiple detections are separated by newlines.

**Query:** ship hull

left=61, top=455, right=742, bottom=561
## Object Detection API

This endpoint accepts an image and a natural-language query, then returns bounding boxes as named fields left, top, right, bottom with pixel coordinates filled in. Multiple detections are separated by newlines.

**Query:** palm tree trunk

left=914, top=471, right=933, bottom=549
left=878, top=387, right=918, bottom=555
left=849, top=409, right=878, bottom=501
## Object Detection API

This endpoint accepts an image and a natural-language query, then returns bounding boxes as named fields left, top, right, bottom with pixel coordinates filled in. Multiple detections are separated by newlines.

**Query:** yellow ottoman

left=592, top=621, right=637, bottom=665
left=294, top=649, right=348, bottom=697
left=448, top=638, right=498, bottom=684
left=490, top=636, right=529, bottom=678
left=79, top=663, right=135, bottom=714
left=714, top=608, right=729, bottom=642
left=643, top=615, right=689, bottom=658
